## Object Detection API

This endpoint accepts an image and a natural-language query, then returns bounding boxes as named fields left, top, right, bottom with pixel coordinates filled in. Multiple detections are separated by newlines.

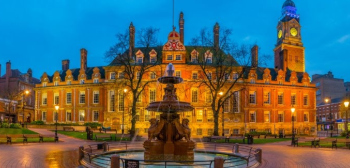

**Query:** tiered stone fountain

left=144, top=63, right=195, bottom=161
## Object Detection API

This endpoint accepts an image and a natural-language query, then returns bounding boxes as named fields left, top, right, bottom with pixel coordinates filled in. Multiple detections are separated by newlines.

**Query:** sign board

left=125, top=160, right=139, bottom=168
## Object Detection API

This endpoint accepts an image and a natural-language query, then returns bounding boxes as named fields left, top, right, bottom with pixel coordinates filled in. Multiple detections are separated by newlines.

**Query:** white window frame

left=54, top=93, right=59, bottom=105
left=175, top=71, right=181, bottom=78
left=109, top=90, right=115, bottom=112
left=175, top=55, right=182, bottom=60
left=304, top=112, right=309, bottom=122
left=249, top=91, right=256, bottom=104
left=80, top=79, right=85, bottom=84
left=167, top=55, right=173, bottom=60
left=137, top=57, right=143, bottom=63
left=278, top=92, right=284, bottom=105
left=42, top=111, right=47, bottom=121
left=149, top=89, right=156, bottom=103
left=93, top=110, right=99, bottom=122
left=93, top=78, right=99, bottom=83
left=110, top=72, right=116, bottom=79
left=79, top=110, right=85, bottom=122
left=192, top=89, right=198, bottom=103
left=66, top=92, right=72, bottom=104
left=150, top=72, right=156, bottom=79
left=196, top=110, right=203, bottom=122
left=66, top=110, right=72, bottom=122
left=54, top=81, right=59, bottom=86
left=79, top=91, right=85, bottom=104
left=42, top=93, right=47, bottom=105
left=263, top=92, right=270, bottom=104
left=93, top=91, right=99, bottom=104
left=303, top=95, right=309, bottom=106
left=278, top=111, right=284, bottom=122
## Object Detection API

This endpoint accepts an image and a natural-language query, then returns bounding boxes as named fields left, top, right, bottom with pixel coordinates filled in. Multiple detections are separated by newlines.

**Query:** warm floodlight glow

left=124, top=88, right=127, bottom=93
left=325, top=98, right=329, bottom=103
left=219, top=92, right=223, bottom=96
left=55, top=105, right=59, bottom=110
left=25, top=90, right=29, bottom=95
left=344, top=101, right=349, bottom=108
left=291, top=107, right=295, bottom=113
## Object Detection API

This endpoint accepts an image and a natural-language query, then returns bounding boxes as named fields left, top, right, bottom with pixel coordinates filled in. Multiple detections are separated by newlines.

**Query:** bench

left=99, top=127, right=117, bottom=133
left=250, top=134, right=260, bottom=139
left=264, top=134, right=277, bottom=139
left=237, top=146, right=253, bottom=166
left=225, top=134, right=245, bottom=143
left=7, top=134, right=25, bottom=144
left=95, top=134, right=113, bottom=141
left=0, top=134, right=11, bottom=144
left=40, top=134, right=58, bottom=142
left=208, top=136, right=226, bottom=142
left=23, top=134, right=43, bottom=143
left=335, top=139, right=350, bottom=149
left=63, top=126, right=75, bottom=131
left=310, top=138, right=320, bottom=148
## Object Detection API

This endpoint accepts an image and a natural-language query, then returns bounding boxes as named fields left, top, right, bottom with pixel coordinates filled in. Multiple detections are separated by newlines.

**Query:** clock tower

left=274, top=0, right=305, bottom=72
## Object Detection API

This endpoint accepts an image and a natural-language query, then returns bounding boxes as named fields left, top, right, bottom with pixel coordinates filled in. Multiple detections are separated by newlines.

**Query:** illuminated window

left=79, top=91, right=85, bottom=104
left=66, top=111, right=72, bottom=122
left=93, top=78, right=99, bottom=83
left=43, top=82, right=47, bottom=87
left=192, top=90, right=198, bottom=103
left=197, top=129, right=202, bottom=135
left=196, top=110, right=203, bottom=122
left=233, top=129, right=239, bottom=135
left=150, top=89, right=156, bottom=102
left=206, top=92, right=212, bottom=103
left=42, top=93, right=47, bottom=105
left=224, top=129, right=230, bottom=135
left=54, top=93, right=59, bottom=105
left=232, top=92, right=239, bottom=113
left=118, top=91, right=124, bottom=111
left=67, top=80, right=71, bottom=85
left=54, top=81, right=59, bottom=86
left=175, top=71, right=181, bottom=77
left=224, top=98, right=230, bottom=112
left=79, top=110, right=85, bottom=121
left=80, top=79, right=85, bottom=84
left=207, top=129, right=213, bottom=136
left=144, top=111, right=150, bottom=122
left=207, top=110, right=213, bottom=122
left=109, top=90, right=115, bottom=112
left=264, top=111, right=270, bottom=123
left=135, top=110, right=140, bottom=121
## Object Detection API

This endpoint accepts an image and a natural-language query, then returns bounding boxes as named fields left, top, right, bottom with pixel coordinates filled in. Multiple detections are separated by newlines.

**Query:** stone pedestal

left=174, top=140, right=195, bottom=160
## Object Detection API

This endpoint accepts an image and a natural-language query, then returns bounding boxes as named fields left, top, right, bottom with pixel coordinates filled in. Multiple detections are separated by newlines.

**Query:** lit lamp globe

left=344, top=101, right=349, bottom=108
left=55, top=105, right=59, bottom=111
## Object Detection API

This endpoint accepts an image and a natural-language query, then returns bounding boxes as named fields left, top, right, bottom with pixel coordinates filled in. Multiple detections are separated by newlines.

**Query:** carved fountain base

left=143, top=140, right=195, bottom=161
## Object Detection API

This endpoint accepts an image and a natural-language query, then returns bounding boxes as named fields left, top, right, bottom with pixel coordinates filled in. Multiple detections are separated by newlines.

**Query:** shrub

left=1, top=123, right=9, bottom=128
left=84, top=122, right=102, bottom=128
left=30, top=121, right=45, bottom=125
left=10, top=123, right=22, bottom=129
left=340, top=131, right=350, bottom=137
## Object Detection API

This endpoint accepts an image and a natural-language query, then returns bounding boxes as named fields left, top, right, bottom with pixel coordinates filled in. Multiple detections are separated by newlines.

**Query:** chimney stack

left=251, top=45, right=259, bottom=68
left=129, top=22, right=135, bottom=57
left=80, top=48, right=87, bottom=72
left=179, top=12, right=185, bottom=44
left=62, top=59, right=70, bottom=71
left=213, top=22, right=220, bottom=49
left=27, top=68, right=32, bottom=78
left=6, top=61, right=11, bottom=78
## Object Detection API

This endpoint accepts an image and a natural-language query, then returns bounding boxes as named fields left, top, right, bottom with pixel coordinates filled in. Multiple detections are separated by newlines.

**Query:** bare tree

left=0, top=89, right=21, bottom=123
left=190, top=26, right=267, bottom=136
left=106, top=26, right=161, bottom=136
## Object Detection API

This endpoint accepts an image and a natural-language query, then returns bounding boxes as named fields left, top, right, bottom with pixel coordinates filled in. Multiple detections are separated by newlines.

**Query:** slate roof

left=47, top=66, right=105, bottom=82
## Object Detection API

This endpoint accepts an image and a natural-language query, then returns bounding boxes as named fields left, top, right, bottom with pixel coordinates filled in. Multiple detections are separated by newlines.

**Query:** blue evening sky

left=1, top=0, right=350, bottom=81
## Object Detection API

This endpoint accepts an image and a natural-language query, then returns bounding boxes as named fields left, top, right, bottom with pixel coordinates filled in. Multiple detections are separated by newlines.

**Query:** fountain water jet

left=144, top=63, right=195, bottom=161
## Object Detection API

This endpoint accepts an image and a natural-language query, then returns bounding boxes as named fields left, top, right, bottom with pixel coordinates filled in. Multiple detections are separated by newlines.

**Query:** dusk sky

left=1, top=0, right=350, bottom=81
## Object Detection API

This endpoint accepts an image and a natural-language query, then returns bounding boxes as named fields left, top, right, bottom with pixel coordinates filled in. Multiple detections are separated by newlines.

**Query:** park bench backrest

left=23, top=134, right=40, bottom=138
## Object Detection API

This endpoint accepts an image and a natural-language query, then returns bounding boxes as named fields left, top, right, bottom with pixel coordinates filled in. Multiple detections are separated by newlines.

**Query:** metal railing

left=78, top=142, right=262, bottom=168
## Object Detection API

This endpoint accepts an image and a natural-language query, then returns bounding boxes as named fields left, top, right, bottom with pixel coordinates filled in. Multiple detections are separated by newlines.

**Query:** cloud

left=337, top=34, right=350, bottom=43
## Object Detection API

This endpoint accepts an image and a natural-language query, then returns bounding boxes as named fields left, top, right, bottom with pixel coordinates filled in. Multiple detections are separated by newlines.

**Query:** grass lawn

left=211, top=138, right=291, bottom=144
left=298, top=137, right=349, bottom=148
left=0, top=128, right=55, bottom=143
left=0, top=128, right=38, bottom=134
left=55, top=130, right=130, bottom=141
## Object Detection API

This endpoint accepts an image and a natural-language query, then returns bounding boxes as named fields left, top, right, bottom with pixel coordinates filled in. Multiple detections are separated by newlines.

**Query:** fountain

left=144, top=63, right=195, bottom=161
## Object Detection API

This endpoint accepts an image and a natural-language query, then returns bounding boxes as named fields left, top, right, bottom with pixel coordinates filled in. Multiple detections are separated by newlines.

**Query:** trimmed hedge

left=84, top=122, right=102, bottom=128
left=10, top=123, right=22, bottom=129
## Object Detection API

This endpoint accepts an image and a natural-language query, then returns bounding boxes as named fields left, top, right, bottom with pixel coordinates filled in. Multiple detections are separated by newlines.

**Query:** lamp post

left=219, top=91, right=224, bottom=136
left=22, top=90, right=29, bottom=128
left=325, top=97, right=333, bottom=131
left=122, top=88, right=127, bottom=134
left=291, top=107, right=295, bottom=146
left=344, top=101, right=349, bottom=134
left=55, top=105, right=59, bottom=142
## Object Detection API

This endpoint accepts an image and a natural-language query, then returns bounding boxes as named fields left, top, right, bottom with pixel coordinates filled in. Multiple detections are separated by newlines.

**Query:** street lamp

left=325, top=97, right=333, bottom=131
left=291, top=107, right=296, bottom=146
left=344, top=101, right=349, bottom=134
left=22, top=90, right=29, bottom=128
left=218, top=91, right=224, bottom=136
left=54, top=105, right=59, bottom=142
left=122, top=88, right=127, bottom=134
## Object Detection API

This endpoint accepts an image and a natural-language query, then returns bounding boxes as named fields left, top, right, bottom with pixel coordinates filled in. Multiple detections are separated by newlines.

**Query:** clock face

left=290, top=28, right=298, bottom=37
left=278, top=30, right=282, bottom=38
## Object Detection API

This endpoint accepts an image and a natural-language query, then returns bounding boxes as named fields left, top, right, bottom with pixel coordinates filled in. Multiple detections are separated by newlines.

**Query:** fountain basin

left=146, top=101, right=193, bottom=113
left=91, top=150, right=248, bottom=168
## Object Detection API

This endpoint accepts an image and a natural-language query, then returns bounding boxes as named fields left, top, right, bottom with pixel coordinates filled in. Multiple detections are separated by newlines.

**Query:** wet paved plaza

left=0, top=129, right=349, bottom=168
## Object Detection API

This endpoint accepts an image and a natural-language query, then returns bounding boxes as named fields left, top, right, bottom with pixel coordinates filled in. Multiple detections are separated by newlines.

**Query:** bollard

left=234, top=143, right=239, bottom=153
left=255, top=148, right=262, bottom=163
left=103, top=142, right=108, bottom=152
left=110, top=154, right=120, bottom=168
left=79, top=146, right=84, bottom=161
left=214, top=156, right=224, bottom=168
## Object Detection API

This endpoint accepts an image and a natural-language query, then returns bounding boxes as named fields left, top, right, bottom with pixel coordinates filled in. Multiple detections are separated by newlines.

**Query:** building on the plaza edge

left=34, top=0, right=317, bottom=136
left=0, top=61, right=40, bottom=123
